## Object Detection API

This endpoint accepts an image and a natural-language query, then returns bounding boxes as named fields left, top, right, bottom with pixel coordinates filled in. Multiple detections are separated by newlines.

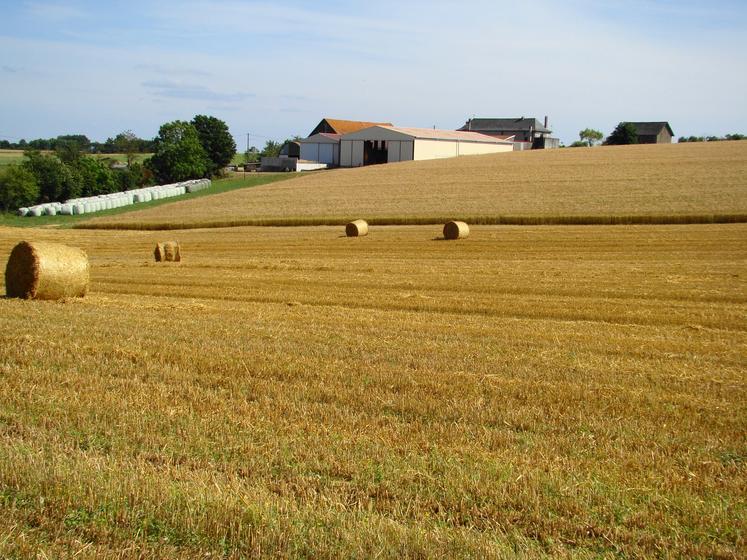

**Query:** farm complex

left=1, top=141, right=746, bottom=558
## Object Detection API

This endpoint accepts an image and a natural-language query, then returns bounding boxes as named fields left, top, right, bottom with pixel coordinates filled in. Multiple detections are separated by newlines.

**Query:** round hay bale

left=154, top=241, right=181, bottom=262
left=345, top=219, right=369, bottom=237
left=443, top=221, right=469, bottom=240
left=5, top=241, right=89, bottom=300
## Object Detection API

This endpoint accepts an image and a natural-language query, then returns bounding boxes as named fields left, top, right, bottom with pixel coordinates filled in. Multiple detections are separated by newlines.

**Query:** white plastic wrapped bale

left=73, top=204, right=85, bottom=215
left=60, top=204, right=73, bottom=215
left=45, top=206, right=57, bottom=216
left=29, top=206, right=43, bottom=217
left=84, top=202, right=95, bottom=213
left=17, top=207, right=29, bottom=217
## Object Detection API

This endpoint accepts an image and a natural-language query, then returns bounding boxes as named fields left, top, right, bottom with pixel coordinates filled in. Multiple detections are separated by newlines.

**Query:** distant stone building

left=627, top=122, right=674, bottom=144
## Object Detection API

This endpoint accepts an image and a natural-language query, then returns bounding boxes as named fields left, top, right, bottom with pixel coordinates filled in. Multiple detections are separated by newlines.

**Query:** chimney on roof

left=544, top=116, right=549, bottom=128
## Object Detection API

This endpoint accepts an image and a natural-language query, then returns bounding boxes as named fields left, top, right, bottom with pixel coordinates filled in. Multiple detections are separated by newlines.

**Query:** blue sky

left=1, top=0, right=746, bottom=148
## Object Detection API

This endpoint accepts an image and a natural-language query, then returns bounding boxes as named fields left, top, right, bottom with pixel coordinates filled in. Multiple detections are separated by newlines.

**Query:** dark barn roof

left=459, top=117, right=551, bottom=134
left=627, top=122, right=674, bottom=136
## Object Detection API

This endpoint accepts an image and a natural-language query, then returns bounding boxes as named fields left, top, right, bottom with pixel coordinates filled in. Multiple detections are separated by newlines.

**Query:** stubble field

left=0, top=223, right=745, bottom=558
left=84, top=141, right=747, bottom=230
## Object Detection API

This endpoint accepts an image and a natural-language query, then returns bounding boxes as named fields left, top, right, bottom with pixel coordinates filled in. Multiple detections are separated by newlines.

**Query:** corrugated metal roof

left=379, top=126, right=512, bottom=143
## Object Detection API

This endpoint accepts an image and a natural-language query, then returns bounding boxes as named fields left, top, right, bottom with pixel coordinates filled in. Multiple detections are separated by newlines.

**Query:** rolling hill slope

left=83, top=141, right=747, bottom=229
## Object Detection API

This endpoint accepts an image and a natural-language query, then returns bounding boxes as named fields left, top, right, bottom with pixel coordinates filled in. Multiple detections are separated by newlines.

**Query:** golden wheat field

left=84, top=141, right=747, bottom=230
left=0, top=223, right=745, bottom=558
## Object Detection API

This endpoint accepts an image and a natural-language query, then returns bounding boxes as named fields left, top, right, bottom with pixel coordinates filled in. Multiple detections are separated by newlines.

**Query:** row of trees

left=678, top=134, right=745, bottom=143
left=567, top=123, right=637, bottom=147
left=0, top=151, right=150, bottom=211
left=0, top=115, right=237, bottom=210
left=572, top=125, right=746, bottom=147
left=0, top=134, right=155, bottom=154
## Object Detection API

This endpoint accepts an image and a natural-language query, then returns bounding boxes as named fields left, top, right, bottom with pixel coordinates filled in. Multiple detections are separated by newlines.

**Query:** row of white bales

left=18, top=178, right=211, bottom=217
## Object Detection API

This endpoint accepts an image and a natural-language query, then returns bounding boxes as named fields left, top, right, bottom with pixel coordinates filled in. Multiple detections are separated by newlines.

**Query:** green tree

left=0, top=165, right=39, bottom=210
left=244, top=146, right=259, bottom=163
left=146, top=121, right=208, bottom=183
left=72, top=156, right=117, bottom=197
left=604, top=122, right=638, bottom=145
left=261, top=140, right=282, bottom=158
left=579, top=128, right=604, bottom=147
left=113, top=162, right=150, bottom=191
left=54, top=134, right=90, bottom=163
left=191, top=115, right=236, bottom=176
left=22, top=150, right=80, bottom=202
left=114, top=130, right=140, bottom=167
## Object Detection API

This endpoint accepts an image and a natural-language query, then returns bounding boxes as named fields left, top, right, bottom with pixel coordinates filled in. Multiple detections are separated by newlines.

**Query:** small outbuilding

left=627, top=122, right=674, bottom=144
left=339, top=126, right=514, bottom=167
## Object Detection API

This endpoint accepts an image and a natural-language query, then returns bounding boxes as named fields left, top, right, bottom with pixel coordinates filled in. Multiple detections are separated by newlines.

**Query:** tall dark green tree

left=22, top=150, right=80, bottom=202
left=0, top=165, right=39, bottom=210
left=72, top=156, right=117, bottom=197
left=146, top=121, right=208, bottom=183
left=605, top=122, right=638, bottom=145
left=191, top=115, right=236, bottom=176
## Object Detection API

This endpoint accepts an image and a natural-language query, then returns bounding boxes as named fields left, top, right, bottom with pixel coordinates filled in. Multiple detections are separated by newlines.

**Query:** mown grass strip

left=74, top=213, right=747, bottom=231
left=0, top=173, right=294, bottom=228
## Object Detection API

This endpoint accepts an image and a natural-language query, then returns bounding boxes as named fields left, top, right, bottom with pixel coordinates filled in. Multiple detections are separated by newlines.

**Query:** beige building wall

left=457, top=141, right=513, bottom=156
left=413, top=139, right=512, bottom=160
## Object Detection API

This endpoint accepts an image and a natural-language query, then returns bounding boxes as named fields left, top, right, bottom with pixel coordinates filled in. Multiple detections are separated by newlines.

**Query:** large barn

left=339, top=126, right=513, bottom=167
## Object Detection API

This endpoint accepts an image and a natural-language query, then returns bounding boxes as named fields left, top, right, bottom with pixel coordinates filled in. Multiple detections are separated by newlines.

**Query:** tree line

left=0, top=133, right=155, bottom=154
left=570, top=124, right=745, bottom=147
left=0, top=115, right=236, bottom=212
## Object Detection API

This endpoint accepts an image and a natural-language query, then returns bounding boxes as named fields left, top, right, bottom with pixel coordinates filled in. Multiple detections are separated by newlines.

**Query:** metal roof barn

left=338, top=126, right=513, bottom=167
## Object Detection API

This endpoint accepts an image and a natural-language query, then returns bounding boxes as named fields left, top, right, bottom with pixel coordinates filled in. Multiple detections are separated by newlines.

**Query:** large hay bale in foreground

left=345, top=219, right=369, bottom=237
left=5, top=241, right=89, bottom=299
left=443, top=221, right=470, bottom=240
left=154, top=241, right=181, bottom=262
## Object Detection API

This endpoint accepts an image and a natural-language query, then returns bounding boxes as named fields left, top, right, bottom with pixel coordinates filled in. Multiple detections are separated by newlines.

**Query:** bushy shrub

left=0, top=165, right=39, bottom=211
left=22, top=150, right=80, bottom=202
left=72, top=156, right=117, bottom=197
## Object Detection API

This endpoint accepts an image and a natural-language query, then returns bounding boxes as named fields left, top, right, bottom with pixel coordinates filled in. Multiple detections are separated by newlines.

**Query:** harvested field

left=0, top=223, right=745, bottom=558
left=0, top=149, right=152, bottom=167
left=83, top=141, right=747, bottom=230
